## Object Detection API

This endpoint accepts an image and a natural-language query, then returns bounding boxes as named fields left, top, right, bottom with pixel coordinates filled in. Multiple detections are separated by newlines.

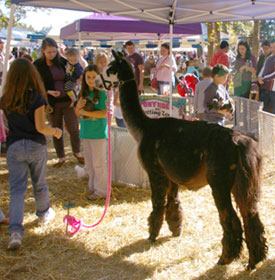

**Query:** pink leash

left=63, top=98, right=112, bottom=236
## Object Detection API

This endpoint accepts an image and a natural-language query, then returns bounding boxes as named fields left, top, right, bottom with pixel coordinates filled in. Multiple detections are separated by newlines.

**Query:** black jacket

left=34, top=56, right=70, bottom=106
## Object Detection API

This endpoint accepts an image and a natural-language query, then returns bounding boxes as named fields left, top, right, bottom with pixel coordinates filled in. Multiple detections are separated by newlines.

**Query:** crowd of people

left=0, top=36, right=274, bottom=250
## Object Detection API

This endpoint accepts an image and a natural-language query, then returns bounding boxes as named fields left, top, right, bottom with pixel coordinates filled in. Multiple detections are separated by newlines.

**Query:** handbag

left=151, top=56, right=169, bottom=91
left=151, top=76, right=158, bottom=90
left=249, top=82, right=260, bottom=100
left=233, top=71, right=242, bottom=88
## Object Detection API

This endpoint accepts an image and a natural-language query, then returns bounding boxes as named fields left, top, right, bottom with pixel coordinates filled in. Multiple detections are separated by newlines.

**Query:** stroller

left=177, top=73, right=199, bottom=97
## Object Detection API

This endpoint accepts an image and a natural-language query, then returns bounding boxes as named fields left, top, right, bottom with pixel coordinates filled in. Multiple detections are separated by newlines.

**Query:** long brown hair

left=1, top=58, right=47, bottom=114
left=79, top=64, right=100, bottom=103
left=41, top=37, right=63, bottom=68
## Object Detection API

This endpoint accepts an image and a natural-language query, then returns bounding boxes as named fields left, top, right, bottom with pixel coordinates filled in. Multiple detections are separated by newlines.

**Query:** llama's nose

left=95, top=80, right=103, bottom=89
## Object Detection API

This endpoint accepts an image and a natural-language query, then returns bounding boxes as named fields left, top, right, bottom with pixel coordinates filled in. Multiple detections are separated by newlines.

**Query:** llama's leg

left=147, top=174, right=169, bottom=242
left=232, top=191, right=267, bottom=269
left=165, top=182, right=184, bottom=237
left=210, top=185, right=243, bottom=265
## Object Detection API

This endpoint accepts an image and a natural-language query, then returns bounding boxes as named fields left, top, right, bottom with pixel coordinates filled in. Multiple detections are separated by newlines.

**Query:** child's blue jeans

left=6, top=139, right=50, bottom=235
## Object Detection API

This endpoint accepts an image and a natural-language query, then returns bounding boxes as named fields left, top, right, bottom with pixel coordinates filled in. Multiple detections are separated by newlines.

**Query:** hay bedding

left=0, top=133, right=274, bottom=280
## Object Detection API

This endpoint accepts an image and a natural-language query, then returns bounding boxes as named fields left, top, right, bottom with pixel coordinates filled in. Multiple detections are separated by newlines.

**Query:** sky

left=21, top=8, right=91, bottom=35
left=4, top=5, right=91, bottom=36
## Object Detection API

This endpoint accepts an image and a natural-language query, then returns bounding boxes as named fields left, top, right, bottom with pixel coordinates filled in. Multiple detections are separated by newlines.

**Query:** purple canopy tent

left=60, top=13, right=202, bottom=42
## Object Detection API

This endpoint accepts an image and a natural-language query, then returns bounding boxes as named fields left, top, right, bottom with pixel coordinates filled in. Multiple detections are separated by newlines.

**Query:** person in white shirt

left=155, top=43, right=177, bottom=95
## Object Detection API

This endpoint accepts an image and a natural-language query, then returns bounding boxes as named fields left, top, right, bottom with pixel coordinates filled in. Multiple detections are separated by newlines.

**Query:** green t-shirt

left=79, top=90, right=108, bottom=139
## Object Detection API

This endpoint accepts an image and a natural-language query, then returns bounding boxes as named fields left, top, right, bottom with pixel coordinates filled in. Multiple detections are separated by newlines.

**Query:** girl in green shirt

left=75, top=65, right=108, bottom=200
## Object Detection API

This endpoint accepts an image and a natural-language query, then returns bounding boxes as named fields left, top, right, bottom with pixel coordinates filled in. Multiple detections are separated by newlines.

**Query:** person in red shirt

left=210, top=41, right=230, bottom=68
left=210, top=41, right=230, bottom=88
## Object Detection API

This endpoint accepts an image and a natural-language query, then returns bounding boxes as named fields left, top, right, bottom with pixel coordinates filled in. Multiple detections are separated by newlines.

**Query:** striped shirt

left=261, top=55, right=275, bottom=91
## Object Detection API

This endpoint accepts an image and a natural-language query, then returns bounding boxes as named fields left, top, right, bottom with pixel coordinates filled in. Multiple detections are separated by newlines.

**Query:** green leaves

left=0, top=1, right=50, bottom=30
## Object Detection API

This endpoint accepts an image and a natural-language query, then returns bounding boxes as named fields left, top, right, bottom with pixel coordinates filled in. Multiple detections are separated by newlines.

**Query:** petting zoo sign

left=140, top=95, right=186, bottom=119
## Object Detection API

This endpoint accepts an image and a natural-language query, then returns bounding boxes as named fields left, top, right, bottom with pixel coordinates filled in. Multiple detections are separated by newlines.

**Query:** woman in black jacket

left=34, top=38, right=84, bottom=167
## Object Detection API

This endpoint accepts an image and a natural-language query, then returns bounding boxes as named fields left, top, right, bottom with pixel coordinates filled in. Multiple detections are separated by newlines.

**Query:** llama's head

left=95, top=50, right=135, bottom=91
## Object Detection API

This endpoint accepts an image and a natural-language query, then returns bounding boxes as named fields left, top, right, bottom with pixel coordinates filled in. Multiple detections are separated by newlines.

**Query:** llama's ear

left=112, top=50, right=120, bottom=61
left=117, top=51, right=123, bottom=59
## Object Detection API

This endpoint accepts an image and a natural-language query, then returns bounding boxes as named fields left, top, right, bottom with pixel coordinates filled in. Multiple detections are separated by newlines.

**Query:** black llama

left=95, top=50, right=267, bottom=269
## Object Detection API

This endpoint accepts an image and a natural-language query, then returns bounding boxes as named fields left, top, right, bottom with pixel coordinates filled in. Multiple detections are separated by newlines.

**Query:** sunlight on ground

left=0, top=134, right=274, bottom=280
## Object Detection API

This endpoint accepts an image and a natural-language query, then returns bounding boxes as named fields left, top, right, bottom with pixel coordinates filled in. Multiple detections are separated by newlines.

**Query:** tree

left=0, top=0, right=50, bottom=30
left=260, top=20, right=275, bottom=40
left=252, top=20, right=260, bottom=60
left=206, top=22, right=223, bottom=65
left=214, top=22, right=221, bottom=52
left=0, top=0, right=28, bottom=28
left=206, top=22, right=214, bottom=66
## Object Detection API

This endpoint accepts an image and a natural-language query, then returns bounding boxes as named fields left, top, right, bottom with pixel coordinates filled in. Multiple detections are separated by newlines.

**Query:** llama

left=95, top=50, right=267, bottom=269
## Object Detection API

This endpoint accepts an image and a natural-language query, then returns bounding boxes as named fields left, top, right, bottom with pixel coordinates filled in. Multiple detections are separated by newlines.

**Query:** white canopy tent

left=10, top=1, right=275, bottom=24
left=5, top=0, right=275, bottom=112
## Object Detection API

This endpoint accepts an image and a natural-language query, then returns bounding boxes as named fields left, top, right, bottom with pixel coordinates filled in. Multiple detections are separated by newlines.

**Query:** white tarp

left=11, top=1, right=275, bottom=24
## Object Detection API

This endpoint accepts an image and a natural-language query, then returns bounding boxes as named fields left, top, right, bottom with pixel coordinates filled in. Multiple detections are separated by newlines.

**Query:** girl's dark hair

left=161, top=43, right=170, bottom=54
left=41, top=37, right=62, bottom=68
left=237, top=41, right=251, bottom=60
left=0, top=58, right=47, bottom=114
left=79, top=64, right=100, bottom=103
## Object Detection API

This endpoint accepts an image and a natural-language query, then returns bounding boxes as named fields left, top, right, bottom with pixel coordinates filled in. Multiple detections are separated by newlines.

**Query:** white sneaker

left=75, top=165, right=87, bottom=178
left=8, top=232, right=22, bottom=250
left=38, top=207, right=55, bottom=226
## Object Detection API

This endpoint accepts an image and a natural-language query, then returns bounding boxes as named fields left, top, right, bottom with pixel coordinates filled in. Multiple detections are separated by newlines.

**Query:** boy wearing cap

left=203, top=64, right=233, bottom=126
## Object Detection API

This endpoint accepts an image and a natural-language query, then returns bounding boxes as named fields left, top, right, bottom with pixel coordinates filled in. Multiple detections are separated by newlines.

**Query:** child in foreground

left=0, top=58, right=62, bottom=250
left=75, top=64, right=108, bottom=200
left=65, top=48, right=83, bottom=106
left=203, top=64, right=233, bottom=126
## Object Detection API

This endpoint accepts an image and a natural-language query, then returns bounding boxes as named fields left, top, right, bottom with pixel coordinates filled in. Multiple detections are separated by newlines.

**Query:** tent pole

left=157, top=33, right=161, bottom=59
left=169, top=22, right=173, bottom=117
left=78, top=31, right=82, bottom=51
left=1, top=4, right=15, bottom=95
left=169, top=0, right=177, bottom=117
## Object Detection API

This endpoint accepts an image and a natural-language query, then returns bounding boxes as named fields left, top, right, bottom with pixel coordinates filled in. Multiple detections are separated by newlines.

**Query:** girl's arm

left=75, top=96, right=107, bottom=118
left=79, top=109, right=107, bottom=118
left=34, top=106, right=62, bottom=138
left=47, top=90, right=60, bottom=97
left=75, top=97, right=86, bottom=116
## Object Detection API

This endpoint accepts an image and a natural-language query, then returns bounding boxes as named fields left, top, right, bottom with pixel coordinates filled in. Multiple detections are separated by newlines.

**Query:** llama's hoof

left=217, top=258, right=226, bottom=266
left=246, top=263, right=256, bottom=271
left=148, top=234, right=157, bottom=242
left=172, top=227, right=182, bottom=237
left=217, top=256, right=234, bottom=266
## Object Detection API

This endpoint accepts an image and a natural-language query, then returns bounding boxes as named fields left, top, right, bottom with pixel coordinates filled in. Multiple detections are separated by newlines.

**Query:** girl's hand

left=227, top=113, right=233, bottom=120
left=239, top=65, right=246, bottom=73
left=258, top=77, right=264, bottom=85
left=53, top=127, right=62, bottom=139
left=76, top=98, right=86, bottom=111
left=248, top=67, right=256, bottom=74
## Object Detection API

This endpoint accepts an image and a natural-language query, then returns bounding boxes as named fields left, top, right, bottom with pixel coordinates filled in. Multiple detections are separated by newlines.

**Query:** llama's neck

left=119, top=80, right=148, bottom=142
